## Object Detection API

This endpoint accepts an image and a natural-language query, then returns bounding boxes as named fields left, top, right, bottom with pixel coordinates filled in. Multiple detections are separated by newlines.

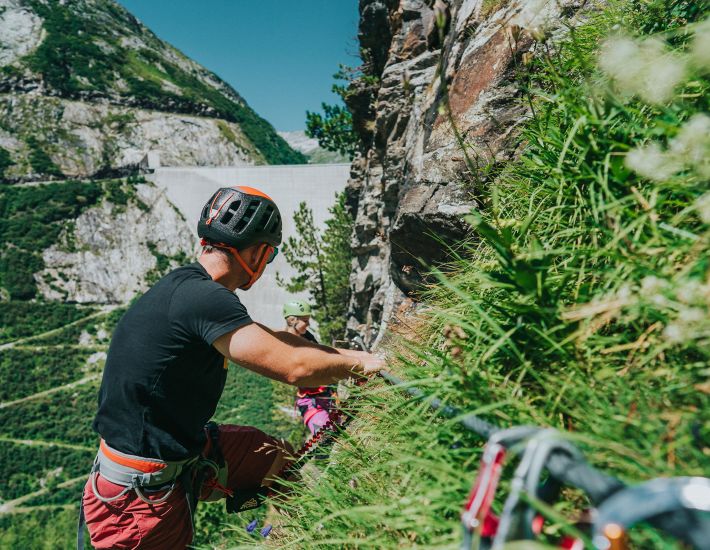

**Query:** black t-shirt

left=93, top=263, right=252, bottom=460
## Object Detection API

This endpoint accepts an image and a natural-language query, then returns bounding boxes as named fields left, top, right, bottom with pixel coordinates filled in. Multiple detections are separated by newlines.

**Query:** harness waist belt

left=97, top=439, right=198, bottom=488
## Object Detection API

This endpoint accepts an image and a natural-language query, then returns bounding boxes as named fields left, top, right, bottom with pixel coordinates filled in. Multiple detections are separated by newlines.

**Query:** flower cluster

left=695, top=192, right=710, bottom=224
left=599, top=35, right=686, bottom=104
left=625, top=113, right=710, bottom=182
left=512, top=0, right=556, bottom=40
left=691, top=17, right=710, bottom=71
left=624, top=274, right=709, bottom=348
left=599, top=17, right=710, bottom=104
left=598, top=18, right=710, bottom=183
left=579, top=273, right=710, bottom=350
left=660, top=276, right=710, bottom=347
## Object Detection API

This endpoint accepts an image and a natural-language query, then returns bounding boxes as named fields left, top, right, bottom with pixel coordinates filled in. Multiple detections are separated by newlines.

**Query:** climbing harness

left=460, top=427, right=587, bottom=549
left=77, top=422, right=231, bottom=550
left=460, top=426, right=537, bottom=549
left=296, top=385, right=336, bottom=428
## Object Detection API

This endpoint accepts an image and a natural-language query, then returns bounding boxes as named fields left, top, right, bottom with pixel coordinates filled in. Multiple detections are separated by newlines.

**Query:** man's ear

left=246, top=243, right=268, bottom=266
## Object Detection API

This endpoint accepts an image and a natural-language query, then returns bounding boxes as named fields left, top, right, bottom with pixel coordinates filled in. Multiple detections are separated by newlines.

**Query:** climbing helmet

left=197, top=186, right=282, bottom=249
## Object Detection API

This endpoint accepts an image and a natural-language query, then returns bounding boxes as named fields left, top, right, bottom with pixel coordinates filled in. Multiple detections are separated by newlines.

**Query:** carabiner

left=460, top=426, right=540, bottom=550
left=491, top=429, right=584, bottom=549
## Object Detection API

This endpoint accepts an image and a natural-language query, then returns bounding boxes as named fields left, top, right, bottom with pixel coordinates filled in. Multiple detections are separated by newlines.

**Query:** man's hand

left=353, top=354, right=386, bottom=376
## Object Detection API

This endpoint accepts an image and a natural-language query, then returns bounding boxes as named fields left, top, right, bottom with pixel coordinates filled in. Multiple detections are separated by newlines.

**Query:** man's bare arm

left=256, top=324, right=375, bottom=359
left=213, top=323, right=383, bottom=386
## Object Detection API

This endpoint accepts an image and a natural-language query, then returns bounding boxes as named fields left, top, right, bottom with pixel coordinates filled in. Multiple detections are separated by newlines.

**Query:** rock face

left=346, top=0, right=593, bottom=345
left=0, top=95, right=260, bottom=178
left=36, top=183, right=194, bottom=303
left=0, top=0, right=304, bottom=180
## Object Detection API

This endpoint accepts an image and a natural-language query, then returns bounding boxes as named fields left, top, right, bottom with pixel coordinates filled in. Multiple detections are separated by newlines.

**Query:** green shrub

left=306, top=103, right=357, bottom=159
left=0, top=146, right=13, bottom=181
left=25, top=136, right=62, bottom=178
left=0, top=302, right=96, bottom=344
left=0, top=442, right=91, bottom=501
left=305, top=66, right=365, bottom=159
left=0, top=383, right=99, bottom=447
left=27, top=0, right=123, bottom=95
left=0, top=347, right=97, bottom=402
left=0, top=507, right=81, bottom=550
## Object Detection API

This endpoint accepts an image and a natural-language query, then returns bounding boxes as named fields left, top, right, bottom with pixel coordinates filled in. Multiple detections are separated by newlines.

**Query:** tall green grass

left=233, top=2, right=709, bottom=548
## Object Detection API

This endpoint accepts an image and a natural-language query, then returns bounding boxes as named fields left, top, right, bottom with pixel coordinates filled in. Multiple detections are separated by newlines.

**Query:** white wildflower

left=625, top=143, right=682, bottom=181
left=679, top=307, right=705, bottom=324
left=669, top=114, right=710, bottom=178
left=599, top=35, right=685, bottom=104
left=651, top=293, right=669, bottom=307
left=616, top=284, right=633, bottom=301
left=641, top=275, right=667, bottom=294
left=514, top=0, right=555, bottom=35
left=599, top=36, right=640, bottom=90
left=694, top=192, right=710, bottom=224
left=663, top=322, right=686, bottom=343
left=638, top=54, right=686, bottom=104
left=691, top=17, right=710, bottom=71
left=676, top=279, right=704, bottom=304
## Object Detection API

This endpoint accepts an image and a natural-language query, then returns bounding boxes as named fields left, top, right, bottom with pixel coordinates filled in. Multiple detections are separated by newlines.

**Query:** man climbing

left=80, top=186, right=384, bottom=549
left=282, top=300, right=337, bottom=435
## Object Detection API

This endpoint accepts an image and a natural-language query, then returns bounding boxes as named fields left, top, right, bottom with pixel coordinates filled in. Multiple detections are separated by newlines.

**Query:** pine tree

left=278, top=193, right=354, bottom=344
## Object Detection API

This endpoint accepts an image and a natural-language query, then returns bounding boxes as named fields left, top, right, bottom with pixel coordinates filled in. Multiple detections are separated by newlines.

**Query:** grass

left=249, top=1, right=710, bottom=548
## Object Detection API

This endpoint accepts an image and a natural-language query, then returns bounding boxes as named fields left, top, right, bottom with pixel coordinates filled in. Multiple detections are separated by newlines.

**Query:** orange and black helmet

left=197, top=186, right=282, bottom=249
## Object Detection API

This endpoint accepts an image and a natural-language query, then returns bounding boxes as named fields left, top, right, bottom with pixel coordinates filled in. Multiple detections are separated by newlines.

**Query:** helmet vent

left=234, top=200, right=259, bottom=233
left=257, top=205, right=274, bottom=231
left=220, top=200, right=241, bottom=225
left=269, top=214, right=281, bottom=234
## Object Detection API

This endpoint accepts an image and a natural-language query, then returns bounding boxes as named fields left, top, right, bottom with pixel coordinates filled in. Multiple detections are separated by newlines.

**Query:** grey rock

left=347, top=0, right=595, bottom=345
left=35, top=183, right=195, bottom=303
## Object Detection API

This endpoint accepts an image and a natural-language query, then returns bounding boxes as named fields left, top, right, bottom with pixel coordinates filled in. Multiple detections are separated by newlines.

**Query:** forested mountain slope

left=0, top=0, right=304, bottom=181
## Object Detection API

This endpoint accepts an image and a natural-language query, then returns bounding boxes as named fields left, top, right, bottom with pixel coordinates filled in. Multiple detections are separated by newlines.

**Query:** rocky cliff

left=345, top=0, right=596, bottom=345
left=37, top=182, right=194, bottom=303
left=0, top=0, right=304, bottom=181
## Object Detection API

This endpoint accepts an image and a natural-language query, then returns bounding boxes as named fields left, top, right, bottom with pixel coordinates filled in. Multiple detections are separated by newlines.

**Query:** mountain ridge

left=0, top=0, right=305, bottom=180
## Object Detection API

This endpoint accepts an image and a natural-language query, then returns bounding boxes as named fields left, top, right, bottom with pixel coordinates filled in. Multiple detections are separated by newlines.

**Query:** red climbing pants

left=82, top=425, right=289, bottom=549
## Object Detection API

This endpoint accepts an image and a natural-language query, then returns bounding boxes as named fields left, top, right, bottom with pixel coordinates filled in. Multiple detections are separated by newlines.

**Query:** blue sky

left=116, top=0, right=360, bottom=131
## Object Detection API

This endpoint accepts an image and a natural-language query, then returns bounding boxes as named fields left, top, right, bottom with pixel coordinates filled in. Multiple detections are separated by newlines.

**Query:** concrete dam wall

left=151, top=164, right=351, bottom=333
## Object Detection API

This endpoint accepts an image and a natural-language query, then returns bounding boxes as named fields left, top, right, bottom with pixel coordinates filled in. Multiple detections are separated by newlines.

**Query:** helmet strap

left=200, top=239, right=271, bottom=290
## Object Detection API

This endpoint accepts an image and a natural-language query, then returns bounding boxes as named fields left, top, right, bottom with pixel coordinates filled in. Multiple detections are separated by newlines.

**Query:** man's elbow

left=285, top=363, right=311, bottom=385
left=283, top=353, right=314, bottom=385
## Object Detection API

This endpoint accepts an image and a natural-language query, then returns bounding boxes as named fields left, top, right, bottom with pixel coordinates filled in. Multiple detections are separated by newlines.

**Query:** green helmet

left=283, top=300, right=312, bottom=318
